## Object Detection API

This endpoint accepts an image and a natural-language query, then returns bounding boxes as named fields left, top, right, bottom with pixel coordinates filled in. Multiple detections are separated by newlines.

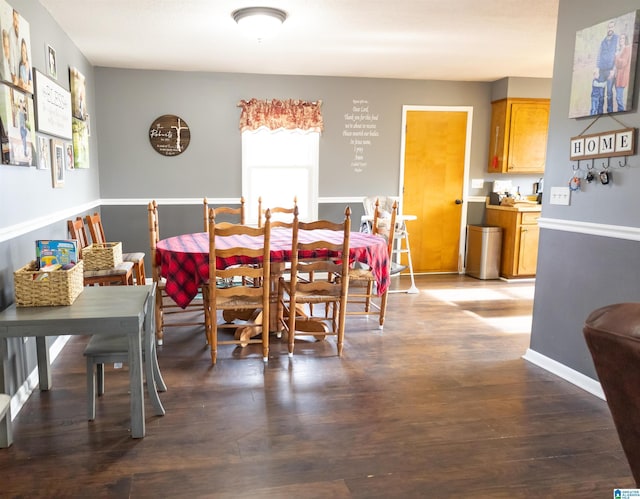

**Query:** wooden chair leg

left=210, top=320, right=218, bottom=365
left=379, top=290, right=388, bottom=329
left=134, top=260, right=145, bottom=285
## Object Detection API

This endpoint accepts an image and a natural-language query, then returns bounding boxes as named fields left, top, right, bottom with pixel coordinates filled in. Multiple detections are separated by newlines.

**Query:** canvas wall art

left=0, top=82, right=34, bottom=166
left=72, top=117, right=89, bottom=168
left=0, top=1, right=32, bottom=94
left=69, top=66, right=87, bottom=121
left=569, top=10, right=640, bottom=119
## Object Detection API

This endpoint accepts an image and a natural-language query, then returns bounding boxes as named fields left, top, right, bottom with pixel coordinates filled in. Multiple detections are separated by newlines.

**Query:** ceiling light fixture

left=232, top=7, right=287, bottom=42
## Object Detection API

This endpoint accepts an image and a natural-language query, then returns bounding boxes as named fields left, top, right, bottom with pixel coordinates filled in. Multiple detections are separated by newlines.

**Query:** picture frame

left=0, top=2, right=33, bottom=94
left=50, top=138, right=64, bottom=187
left=0, top=82, right=35, bottom=166
left=36, top=134, right=50, bottom=169
left=46, top=44, right=57, bottom=79
left=69, top=66, right=87, bottom=121
left=64, top=142, right=73, bottom=170
left=568, top=10, right=640, bottom=118
left=71, top=116, right=89, bottom=168
left=34, top=69, right=72, bottom=139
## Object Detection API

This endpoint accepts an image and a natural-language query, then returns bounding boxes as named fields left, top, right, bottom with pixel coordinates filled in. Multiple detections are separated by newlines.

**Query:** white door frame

left=398, top=105, right=473, bottom=273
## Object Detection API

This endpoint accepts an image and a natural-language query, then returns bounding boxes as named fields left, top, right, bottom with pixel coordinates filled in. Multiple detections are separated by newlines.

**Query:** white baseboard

left=522, top=348, right=604, bottom=400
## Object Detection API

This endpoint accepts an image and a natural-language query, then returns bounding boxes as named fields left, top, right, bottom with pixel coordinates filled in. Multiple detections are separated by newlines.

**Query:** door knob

left=455, top=199, right=462, bottom=205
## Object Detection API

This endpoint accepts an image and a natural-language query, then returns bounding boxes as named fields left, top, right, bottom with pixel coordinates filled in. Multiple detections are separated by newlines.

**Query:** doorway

left=399, top=106, right=472, bottom=273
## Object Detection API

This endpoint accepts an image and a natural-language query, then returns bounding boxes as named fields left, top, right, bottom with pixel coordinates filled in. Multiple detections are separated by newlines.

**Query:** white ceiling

left=38, top=0, right=559, bottom=82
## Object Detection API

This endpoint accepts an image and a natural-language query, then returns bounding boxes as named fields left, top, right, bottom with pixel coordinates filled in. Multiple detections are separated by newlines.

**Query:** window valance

left=237, top=98, right=323, bottom=132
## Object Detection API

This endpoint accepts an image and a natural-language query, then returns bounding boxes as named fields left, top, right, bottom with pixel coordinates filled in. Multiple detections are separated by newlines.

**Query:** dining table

left=0, top=284, right=159, bottom=440
left=156, top=228, right=390, bottom=313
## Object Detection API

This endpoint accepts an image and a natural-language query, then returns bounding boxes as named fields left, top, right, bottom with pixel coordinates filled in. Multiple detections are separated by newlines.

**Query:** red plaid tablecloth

left=156, top=228, right=390, bottom=308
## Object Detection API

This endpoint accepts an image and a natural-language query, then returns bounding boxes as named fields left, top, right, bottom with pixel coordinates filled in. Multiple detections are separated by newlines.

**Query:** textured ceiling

left=38, top=0, right=559, bottom=81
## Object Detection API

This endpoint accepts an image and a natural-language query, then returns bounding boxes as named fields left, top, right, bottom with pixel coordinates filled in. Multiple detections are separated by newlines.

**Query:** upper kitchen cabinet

left=487, top=98, right=550, bottom=174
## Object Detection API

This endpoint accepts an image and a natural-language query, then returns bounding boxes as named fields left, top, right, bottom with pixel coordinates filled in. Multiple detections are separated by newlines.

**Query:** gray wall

left=529, top=0, right=640, bottom=379
left=94, top=69, right=549, bottom=272
left=95, top=68, right=496, bottom=200
left=0, top=0, right=99, bottom=397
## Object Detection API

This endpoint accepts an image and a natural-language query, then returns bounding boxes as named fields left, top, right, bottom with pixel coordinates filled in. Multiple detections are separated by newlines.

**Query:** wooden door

left=401, top=108, right=470, bottom=273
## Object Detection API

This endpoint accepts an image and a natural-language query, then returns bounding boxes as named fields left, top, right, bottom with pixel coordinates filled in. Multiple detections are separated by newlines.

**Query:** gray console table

left=0, top=284, right=159, bottom=439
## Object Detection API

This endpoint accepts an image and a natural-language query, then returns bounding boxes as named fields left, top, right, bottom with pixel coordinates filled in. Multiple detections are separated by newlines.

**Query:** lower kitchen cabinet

left=485, top=206, right=540, bottom=278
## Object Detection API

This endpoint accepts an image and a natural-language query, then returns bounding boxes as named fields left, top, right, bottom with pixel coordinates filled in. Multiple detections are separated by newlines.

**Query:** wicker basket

left=14, top=260, right=84, bottom=307
left=83, top=242, right=123, bottom=271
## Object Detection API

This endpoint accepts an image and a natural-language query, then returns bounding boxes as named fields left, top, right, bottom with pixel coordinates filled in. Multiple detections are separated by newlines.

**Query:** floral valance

left=237, top=98, right=323, bottom=132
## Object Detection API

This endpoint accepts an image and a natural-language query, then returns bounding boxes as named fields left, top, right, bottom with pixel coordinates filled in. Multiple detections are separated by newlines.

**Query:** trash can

left=465, top=225, right=502, bottom=279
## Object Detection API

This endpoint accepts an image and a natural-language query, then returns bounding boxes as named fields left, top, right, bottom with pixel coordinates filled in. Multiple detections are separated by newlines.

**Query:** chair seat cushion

left=84, top=261, right=134, bottom=277
left=84, top=334, right=128, bottom=356
left=123, top=252, right=145, bottom=262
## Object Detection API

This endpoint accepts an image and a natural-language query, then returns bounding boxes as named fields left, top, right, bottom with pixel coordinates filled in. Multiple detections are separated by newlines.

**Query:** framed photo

left=50, top=138, right=64, bottom=187
left=64, top=142, right=73, bottom=170
left=36, top=134, right=50, bottom=169
left=46, top=44, right=57, bottom=79
left=569, top=10, right=640, bottom=118
left=34, top=70, right=72, bottom=139
left=69, top=66, right=87, bottom=121
left=0, top=2, right=33, bottom=94
left=72, top=117, right=89, bottom=168
left=0, top=82, right=35, bottom=166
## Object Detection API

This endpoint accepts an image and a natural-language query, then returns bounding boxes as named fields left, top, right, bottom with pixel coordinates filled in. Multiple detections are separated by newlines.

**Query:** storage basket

left=83, top=242, right=123, bottom=271
left=14, top=260, right=84, bottom=307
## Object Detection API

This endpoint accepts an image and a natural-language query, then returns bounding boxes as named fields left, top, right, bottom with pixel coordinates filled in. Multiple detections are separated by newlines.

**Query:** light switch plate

left=471, top=178, right=484, bottom=189
left=550, top=186, right=570, bottom=205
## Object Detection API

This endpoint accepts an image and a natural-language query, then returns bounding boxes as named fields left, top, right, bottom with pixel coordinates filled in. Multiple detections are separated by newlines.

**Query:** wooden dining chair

left=85, top=212, right=146, bottom=285
left=258, top=196, right=297, bottom=228
left=346, top=199, right=397, bottom=329
left=83, top=282, right=166, bottom=421
left=203, top=196, right=245, bottom=232
left=277, top=206, right=351, bottom=357
left=67, top=217, right=134, bottom=286
left=148, top=201, right=206, bottom=345
left=202, top=208, right=272, bottom=365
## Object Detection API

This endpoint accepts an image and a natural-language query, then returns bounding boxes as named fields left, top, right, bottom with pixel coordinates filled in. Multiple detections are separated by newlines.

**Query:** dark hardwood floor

left=0, top=274, right=633, bottom=497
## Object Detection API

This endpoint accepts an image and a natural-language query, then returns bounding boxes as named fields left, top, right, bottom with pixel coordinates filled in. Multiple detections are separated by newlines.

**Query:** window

left=241, top=128, right=319, bottom=225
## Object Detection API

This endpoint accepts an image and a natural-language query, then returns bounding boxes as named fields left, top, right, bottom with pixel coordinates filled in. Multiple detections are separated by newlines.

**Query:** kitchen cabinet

left=485, top=205, right=541, bottom=278
left=487, top=98, right=550, bottom=174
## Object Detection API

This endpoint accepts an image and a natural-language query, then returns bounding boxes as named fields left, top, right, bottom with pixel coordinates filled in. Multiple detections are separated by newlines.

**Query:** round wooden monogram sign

left=148, top=115, right=191, bottom=156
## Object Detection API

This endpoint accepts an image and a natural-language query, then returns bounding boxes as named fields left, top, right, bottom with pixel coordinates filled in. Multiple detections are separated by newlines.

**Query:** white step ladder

left=361, top=196, right=418, bottom=294
left=389, top=214, right=418, bottom=294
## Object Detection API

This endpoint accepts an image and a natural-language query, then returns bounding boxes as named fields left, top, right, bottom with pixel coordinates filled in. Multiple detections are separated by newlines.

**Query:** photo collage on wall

left=0, top=0, right=87, bottom=188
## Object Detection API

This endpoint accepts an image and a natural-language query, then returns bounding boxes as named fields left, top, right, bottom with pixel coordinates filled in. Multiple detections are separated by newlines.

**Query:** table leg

left=128, top=330, right=145, bottom=438
left=35, top=337, right=52, bottom=391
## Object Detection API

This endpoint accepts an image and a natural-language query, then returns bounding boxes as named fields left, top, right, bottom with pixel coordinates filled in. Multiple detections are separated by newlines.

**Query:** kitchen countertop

left=485, top=199, right=542, bottom=212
